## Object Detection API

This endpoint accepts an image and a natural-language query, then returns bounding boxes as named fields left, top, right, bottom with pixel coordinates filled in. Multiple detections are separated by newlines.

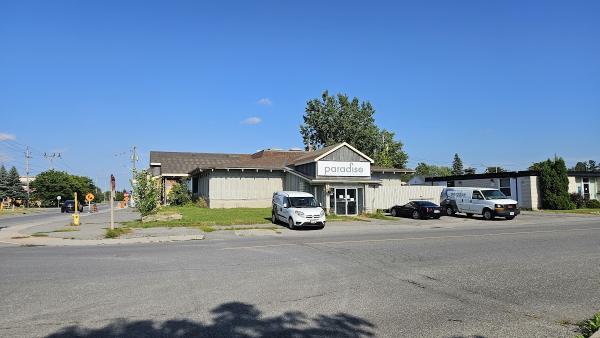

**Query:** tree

left=0, top=165, right=7, bottom=200
left=168, top=179, right=191, bottom=205
left=485, top=166, right=506, bottom=173
left=530, top=157, right=573, bottom=210
left=572, top=160, right=599, bottom=172
left=372, top=130, right=408, bottom=169
left=414, top=163, right=452, bottom=177
left=6, top=166, right=26, bottom=201
left=30, top=170, right=98, bottom=207
left=132, top=169, right=159, bottom=216
left=451, top=154, right=464, bottom=175
left=300, top=90, right=408, bottom=168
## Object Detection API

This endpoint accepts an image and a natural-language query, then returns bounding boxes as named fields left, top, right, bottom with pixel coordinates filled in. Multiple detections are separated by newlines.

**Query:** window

left=500, top=178, right=511, bottom=197
left=472, top=191, right=484, bottom=200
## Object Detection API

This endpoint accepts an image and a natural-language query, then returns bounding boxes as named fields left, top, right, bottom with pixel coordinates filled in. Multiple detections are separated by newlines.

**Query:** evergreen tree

left=451, top=154, right=464, bottom=175
left=531, top=157, right=573, bottom=210
left=0, top=165, right=7, bottom=199
left=6, top=166, right=26, bottom=200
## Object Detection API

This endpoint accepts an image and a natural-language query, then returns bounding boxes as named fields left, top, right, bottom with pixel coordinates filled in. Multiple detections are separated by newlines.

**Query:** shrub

left=570, top=193, right=587, bottom=209
left=195, top=197, right=208, bottom=208
left=168, top=179, right=192, bottom=206
left=132, top=170, right=160, bottom=216
left=586, top=199, right=600, bottom=209
left=105, top=227, right=131, bottom=239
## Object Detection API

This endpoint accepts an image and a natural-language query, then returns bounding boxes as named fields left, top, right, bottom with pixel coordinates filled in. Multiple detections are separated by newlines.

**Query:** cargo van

left=440, top=187, right=520, bottom=220
left=272, top=191, right=326, bottom=229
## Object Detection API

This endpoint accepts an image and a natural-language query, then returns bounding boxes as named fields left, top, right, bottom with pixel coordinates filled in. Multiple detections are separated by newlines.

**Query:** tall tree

left=6, top=166, right=26, bottom=201
left=414, top=163, right=452, bottom=177
left=451, top=154, right=464, bottom=175
left=30, top=170, right=98, bottom=207
left=0, top=165, right=7, bottom=200
left=372, top=130, right=408, bottom=169
left=300, top=90, right=408, bottom=168
left=531, top=157, right=573, bottom=210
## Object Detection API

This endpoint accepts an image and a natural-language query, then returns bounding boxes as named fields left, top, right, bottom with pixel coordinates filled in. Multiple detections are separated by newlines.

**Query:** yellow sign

left=85, top=193, right=95, bottom=202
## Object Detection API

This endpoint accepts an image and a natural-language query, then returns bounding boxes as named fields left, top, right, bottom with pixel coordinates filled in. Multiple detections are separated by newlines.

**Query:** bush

left=195, top=197, right=208, bottom=208
left=586, top=199, right=600, bottom=209
left=168, top=179, right=191, bottom=206
left=570, top=193, right=587, bottom=209
left=132, top=170, right=160, bottom=216
left=531, top=157, right=573, bottom=210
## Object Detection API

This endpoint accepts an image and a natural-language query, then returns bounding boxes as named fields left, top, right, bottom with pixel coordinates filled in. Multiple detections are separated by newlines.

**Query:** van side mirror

left=283, top=203, right=288, bottom=208
left=319, top=202, right=322, bottom=207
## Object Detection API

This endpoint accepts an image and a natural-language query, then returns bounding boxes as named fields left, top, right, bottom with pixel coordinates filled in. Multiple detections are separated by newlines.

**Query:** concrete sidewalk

left=0, top=207, right=205, bottom=246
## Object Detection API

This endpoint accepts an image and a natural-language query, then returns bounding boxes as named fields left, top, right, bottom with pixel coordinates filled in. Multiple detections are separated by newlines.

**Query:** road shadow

left=44, top=301, right=375, bottom=338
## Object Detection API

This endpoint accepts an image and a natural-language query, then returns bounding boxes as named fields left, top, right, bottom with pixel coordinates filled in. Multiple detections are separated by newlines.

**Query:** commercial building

left=424, top=171, right=600, bottom=210
left=149, top=142, right=415, bottom=215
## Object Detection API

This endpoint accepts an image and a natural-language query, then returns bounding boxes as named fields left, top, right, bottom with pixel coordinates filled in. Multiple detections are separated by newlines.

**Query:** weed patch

left=31, top=232, right=49, bottom=237
left=105, top=227, right=132, bottom=239
left=575, top=311, right=600, bottom=338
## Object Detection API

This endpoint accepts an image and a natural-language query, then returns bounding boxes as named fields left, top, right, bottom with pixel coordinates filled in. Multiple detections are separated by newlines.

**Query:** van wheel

left=288, top=218, right=295, bottom=230
left=483, top=209, right=494, bottom=220
left=445, top=206, right=455, bottom=216
left=412, top=210, right=421, bottom=219
left=271, top=213, right=277, bottom=224
left=391, top=208, right=397, bottom=217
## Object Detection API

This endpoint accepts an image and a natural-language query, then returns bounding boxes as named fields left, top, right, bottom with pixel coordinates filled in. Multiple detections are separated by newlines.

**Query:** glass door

left=347, top=189, right=357, bottom=214
left=334, top=188, right=358, bottom=215
left=335, top=188, right=347, bottom=215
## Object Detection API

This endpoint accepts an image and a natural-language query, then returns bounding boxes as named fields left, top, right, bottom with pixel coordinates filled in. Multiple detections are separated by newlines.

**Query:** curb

left=591, top=330, right=600, bottom=338
left=0, top=234, right=205, bottom=247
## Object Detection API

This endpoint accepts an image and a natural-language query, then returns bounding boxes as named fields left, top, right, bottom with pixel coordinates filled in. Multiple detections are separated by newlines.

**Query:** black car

left=390, top=201, right=443, bottom=219
left=61, top=200, right=83, bottom=213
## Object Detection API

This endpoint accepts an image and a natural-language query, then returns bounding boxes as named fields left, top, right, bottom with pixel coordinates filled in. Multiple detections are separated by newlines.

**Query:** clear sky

left=1, top=0, right=599, bottom=190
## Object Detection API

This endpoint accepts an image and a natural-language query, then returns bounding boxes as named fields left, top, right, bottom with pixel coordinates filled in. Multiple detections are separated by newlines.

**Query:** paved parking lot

left=1, top=211, right=599, bottom=337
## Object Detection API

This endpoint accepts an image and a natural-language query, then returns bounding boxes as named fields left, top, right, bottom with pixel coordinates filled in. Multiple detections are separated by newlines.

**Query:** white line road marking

left=220, top=227, right=600, bottom=250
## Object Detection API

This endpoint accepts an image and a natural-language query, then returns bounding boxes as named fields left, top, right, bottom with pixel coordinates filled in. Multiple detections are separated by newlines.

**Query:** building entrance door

left=334, top=188, right=358, bottom=216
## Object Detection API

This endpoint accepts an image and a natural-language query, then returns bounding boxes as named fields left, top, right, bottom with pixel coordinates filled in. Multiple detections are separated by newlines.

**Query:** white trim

left=150, top=162, right=162, bottom=166
left=161, top=174, right=189, bottom=177
left=295, top=142, right=374, bottom=165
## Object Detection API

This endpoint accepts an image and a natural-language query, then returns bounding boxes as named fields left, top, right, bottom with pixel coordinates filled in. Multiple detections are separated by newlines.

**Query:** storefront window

left=500, top=178, right=511, bottom=197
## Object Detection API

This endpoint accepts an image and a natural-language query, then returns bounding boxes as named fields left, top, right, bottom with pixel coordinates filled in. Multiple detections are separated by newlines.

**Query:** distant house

left=149, top=142, right=414, bottom=214
left=425, top=171, right=600, bottom=210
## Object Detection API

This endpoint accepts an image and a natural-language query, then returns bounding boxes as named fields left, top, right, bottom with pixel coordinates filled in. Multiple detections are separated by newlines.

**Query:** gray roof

left=149, top=151, right=247, bottom=175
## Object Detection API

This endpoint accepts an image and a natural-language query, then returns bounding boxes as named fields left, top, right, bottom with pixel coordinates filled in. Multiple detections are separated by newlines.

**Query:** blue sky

left=1, top=0, right=599, bottom=190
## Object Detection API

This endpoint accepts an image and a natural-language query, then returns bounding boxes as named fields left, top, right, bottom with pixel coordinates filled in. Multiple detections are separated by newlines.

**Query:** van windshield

left=481, top=190, right=508, bottom=200
left=289, top=197, right=319, bottom=208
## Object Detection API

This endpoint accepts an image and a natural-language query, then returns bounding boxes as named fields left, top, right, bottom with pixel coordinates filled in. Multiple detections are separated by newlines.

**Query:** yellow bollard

left=72, top=192, right=80, bottom=226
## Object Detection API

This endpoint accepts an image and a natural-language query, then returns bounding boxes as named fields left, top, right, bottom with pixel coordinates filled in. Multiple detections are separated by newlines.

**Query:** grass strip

left=105, top=227, right=132, bottom=239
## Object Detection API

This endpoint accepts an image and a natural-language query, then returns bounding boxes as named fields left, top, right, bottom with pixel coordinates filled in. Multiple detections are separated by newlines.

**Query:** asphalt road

left=0, top=214, right=599, bottom=337
left=0, top=204, right=109, bottom=230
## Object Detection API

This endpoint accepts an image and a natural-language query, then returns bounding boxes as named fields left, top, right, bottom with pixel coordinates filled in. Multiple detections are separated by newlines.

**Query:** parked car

left=272, top=191, right=326, bottom=229
left=61, top=200, right=83, bottom=213
left=440, top=187, right=520, bottom=220
left=390, top=201, right=443, bottom=219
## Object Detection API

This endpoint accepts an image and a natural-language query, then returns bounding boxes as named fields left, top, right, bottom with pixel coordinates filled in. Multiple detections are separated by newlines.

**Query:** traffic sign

left=85, top=193, right=95, bottom=202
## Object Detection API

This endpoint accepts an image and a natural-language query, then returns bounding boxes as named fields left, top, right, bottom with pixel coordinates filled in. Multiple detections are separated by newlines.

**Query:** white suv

left=272, top=191, right=326, bottom=229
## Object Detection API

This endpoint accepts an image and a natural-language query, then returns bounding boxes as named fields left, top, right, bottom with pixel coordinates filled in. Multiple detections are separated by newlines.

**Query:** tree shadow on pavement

left=44, top=301, right=375, bottom=338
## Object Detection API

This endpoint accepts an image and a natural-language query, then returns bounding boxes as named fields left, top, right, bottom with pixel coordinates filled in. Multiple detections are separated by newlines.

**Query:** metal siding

left=208, top=170, right=284, bottom=208
left=295, top=163, right=316, bottom=177
left=321, top=145, right=369, bottom=162
left=365, top=173, right=443, bottom=211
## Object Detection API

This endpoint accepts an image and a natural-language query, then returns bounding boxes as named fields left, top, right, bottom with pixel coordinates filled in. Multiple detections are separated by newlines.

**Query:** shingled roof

left=150, top=149, right=309, bottom=175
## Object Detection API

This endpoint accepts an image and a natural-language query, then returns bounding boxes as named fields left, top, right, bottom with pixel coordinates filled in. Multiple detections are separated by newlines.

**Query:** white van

left=440, top=187, right=520, bottom=220
left=272, top=191, right=326, bottom=229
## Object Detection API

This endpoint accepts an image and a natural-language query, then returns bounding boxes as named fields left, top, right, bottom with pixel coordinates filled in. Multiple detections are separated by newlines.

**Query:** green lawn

left=125, top=206, right=273, bottom=228
left=125, top=205, right=385, bottom=228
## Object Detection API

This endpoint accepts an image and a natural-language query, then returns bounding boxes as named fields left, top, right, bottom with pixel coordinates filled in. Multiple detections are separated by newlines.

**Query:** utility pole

left=43, top=152, right=61, bottom=170
left=25, top=147, right=32, bottom=207
left=130, top=145, right=138, bottom=207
